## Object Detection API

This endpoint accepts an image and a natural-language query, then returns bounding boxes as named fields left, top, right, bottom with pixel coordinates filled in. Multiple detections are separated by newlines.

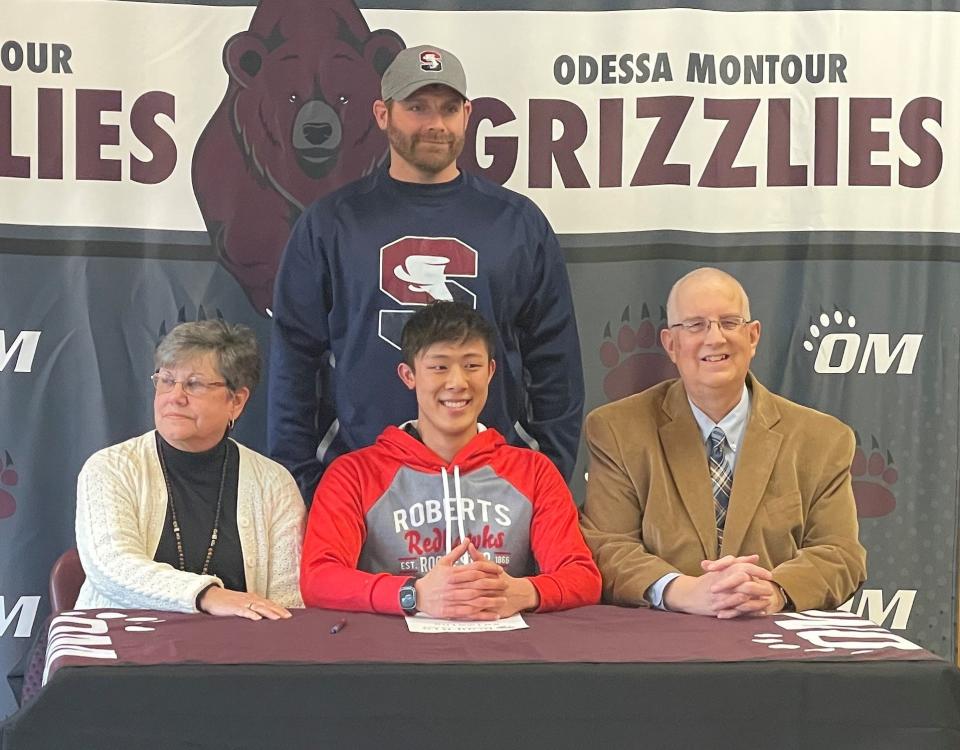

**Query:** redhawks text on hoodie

left=300, top=426, right=601, bottom=614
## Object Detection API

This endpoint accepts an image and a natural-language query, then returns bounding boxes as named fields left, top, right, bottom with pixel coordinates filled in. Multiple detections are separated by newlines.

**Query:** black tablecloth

left=3, top=605, right=959, bottom=750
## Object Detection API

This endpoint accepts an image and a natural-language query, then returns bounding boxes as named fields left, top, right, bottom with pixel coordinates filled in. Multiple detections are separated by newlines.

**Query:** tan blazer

left=580, top=375, right=866, bottom=612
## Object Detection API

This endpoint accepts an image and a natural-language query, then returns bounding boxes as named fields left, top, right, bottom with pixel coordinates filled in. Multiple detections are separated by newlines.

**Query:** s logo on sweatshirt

left=378, top=236, right=478, bottom=348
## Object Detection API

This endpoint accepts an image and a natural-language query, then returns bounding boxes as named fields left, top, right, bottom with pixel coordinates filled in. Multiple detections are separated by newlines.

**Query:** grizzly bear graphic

left=192, top=0, right=404, bottom=315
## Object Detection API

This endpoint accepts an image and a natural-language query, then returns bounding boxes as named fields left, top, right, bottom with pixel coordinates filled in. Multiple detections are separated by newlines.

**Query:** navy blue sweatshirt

left=268, top=166, right=584, bottom=503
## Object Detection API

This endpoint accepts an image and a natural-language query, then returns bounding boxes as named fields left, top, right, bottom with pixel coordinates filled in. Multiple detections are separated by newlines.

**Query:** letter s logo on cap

left=419, top=50, right=442, bottom=71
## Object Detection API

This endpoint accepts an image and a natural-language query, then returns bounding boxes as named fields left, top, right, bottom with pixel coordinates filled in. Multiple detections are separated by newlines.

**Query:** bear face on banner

left=192, top=0, right=405, bottom=315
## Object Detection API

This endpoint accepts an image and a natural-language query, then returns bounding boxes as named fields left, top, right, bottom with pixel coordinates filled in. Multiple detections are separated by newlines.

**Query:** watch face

left=400, top=587, right=416, bottom=611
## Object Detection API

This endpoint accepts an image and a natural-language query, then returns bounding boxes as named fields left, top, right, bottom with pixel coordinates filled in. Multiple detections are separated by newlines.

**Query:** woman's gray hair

left=154, top=320, right=261, bottom=392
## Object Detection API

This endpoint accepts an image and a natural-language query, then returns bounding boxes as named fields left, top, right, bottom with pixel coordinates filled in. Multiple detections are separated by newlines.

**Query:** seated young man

left=300, top=301, right=600, bottom=619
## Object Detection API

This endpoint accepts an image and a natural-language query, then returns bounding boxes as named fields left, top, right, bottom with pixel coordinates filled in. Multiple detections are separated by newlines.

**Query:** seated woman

left=75, top=320, right=304, bottom=619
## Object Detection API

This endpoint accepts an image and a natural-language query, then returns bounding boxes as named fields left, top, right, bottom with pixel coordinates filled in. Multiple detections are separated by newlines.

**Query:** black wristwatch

left=399, top=578, right=418, bottom=615
left=775, top=583, right=794, bottom=612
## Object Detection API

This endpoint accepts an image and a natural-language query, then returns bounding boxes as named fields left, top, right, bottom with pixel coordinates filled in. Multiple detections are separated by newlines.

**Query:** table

left=3, top=605, right=959, bottom=749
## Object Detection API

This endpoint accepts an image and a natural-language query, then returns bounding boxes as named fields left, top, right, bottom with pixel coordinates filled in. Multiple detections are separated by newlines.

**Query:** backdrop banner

left=2, top=0, right=957, bottom=718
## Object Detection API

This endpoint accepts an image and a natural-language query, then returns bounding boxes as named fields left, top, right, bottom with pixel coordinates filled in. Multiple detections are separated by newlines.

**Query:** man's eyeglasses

left=151, top=372, right=229, bottom=397
left=669, top=316, right=751, bottom=334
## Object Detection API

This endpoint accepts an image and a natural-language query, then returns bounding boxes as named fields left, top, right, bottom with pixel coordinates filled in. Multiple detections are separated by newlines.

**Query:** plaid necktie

left=708, top=427, right=732, bottom=549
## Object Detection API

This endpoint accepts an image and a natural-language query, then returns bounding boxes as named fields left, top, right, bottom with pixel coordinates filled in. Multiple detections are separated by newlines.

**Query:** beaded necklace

left=155, top=432, right=228, bottom=576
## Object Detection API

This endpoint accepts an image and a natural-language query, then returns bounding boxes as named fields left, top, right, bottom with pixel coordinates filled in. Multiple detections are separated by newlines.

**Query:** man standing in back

left=269, top=44, right=584, bottom=503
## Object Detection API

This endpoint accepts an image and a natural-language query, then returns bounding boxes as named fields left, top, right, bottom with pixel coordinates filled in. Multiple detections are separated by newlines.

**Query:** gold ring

left=247, top=602, right=256, bottom=610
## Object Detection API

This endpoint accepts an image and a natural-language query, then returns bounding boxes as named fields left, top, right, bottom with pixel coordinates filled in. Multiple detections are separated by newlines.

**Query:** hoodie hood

left=375, top=424, right=506, bottom=473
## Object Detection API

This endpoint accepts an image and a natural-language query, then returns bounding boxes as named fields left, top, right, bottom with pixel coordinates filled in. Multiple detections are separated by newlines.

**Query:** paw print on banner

left=851, top=433, right=897, bottom=518
left=0, top=450, right=18, bottom=520
left=802, top=308, right=856, bottom=352
left=158, top=305, right=225, bottom=340
left=599, top=304, right=677, bottom=402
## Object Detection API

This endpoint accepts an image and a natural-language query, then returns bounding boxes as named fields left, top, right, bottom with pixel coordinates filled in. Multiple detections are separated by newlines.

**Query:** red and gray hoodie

left=300, top=425, right=601, bottom=614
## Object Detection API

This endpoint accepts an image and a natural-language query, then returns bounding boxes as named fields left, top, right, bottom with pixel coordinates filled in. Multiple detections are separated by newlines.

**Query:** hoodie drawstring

left=441, top=467, right=452, bottom=555
left=453, top=466, right=466, bottom=550
left=440, top=466, right=467, bottom=559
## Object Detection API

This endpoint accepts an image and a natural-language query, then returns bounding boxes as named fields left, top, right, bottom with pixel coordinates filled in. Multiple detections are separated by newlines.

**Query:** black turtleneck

left=154, top=433, right=246, bottom=593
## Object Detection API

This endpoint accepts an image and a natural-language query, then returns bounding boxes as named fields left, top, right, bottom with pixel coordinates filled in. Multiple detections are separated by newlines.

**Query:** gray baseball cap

left=380, top=45, right=467, bottom=102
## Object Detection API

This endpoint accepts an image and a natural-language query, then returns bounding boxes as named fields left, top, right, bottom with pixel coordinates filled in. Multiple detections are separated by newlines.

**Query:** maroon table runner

left=39, top=604, right=935, bottom=688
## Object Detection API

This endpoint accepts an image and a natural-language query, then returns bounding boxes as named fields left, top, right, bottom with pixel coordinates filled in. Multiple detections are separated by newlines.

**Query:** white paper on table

left=404, top=613, right=528, bottom=633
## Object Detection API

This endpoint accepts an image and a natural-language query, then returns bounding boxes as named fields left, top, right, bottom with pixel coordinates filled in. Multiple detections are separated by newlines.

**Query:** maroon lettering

left=480, top=525, right=504, bottom=549
left=3, top=86, right=177, bottom=184
left=814, top=97, right=839, bottom=186
left=405, top=531, right=423, bottom=555
left=459, top=527, right=505, bottom=550
left=699, top=98, right=759, bottom=188
left=0, top=86, right=30, bottom=178
left=408, top=526, right=507, bottom=555
left=598, top=98, right=623, bottom=187
left=630, top=95, right=692, bottom=187
left=421, top=528, right=444, bottom=554
left=899, top=96, right=942, bottom=189
left=37, top=88, right=63, bottom=179
left=461, top=96, right=517, bottom=186
left=528, top=98, right=589, bottom=188
left=76, top=89, right=121, bottom=181
left=766, top=98, right=806, bottom=186
left=477, top=524, right=493, bottom=549
left=848, top=98, right=891, bottom=187
left=130, top=91, right=176, bottom=185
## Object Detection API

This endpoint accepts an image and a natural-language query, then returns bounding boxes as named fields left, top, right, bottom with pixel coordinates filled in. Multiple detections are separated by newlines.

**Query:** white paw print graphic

left=62, top=611, right=166, bottom=632
left=751, top=611, right=922, bottom=655
left=753, top=630, right=881, bottom=656
left=45, top=610, right=168, bottom=685
left=752, top=632, right=845, bottom=653
left=803, top=309, right=856, bottom=352
left=752, top=632, right=801, bottom=650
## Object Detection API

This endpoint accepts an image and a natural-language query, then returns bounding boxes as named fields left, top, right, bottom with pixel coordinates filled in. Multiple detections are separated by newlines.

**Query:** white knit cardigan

left=75, top=431, right=305, bottom=612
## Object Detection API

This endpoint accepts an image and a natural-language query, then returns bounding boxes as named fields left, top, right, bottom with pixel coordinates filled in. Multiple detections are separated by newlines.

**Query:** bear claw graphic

left=851, top=433, right=897, bottom=518
left=599, top=304, right=677, bottom=401
left=803, top=308, right=856, bottom=352
left=0, top=450, right=18, bottom=520
left=158, top=306, right=225, bottom=340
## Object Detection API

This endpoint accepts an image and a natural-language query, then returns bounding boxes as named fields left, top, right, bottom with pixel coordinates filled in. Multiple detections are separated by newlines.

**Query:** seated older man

left=580, top=267, right=866, bottom=618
